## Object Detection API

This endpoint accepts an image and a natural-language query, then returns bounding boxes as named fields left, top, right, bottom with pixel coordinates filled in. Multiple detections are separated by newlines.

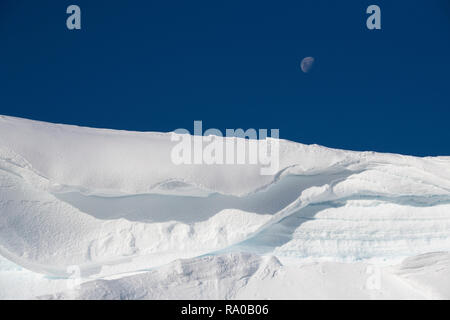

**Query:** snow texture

left=0, top=115, right=449, bottom=299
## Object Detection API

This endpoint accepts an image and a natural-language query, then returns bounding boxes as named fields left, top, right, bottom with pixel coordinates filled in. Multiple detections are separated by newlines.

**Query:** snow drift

left=0, top=115, right=450, bottom=299
left=43, top=252, right=450, bottom=300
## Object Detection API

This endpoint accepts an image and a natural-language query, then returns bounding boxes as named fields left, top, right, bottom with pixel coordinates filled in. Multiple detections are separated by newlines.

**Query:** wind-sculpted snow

left=0, top=115, right=450, bottom=293
left=43, top=252, right=450, bottom=300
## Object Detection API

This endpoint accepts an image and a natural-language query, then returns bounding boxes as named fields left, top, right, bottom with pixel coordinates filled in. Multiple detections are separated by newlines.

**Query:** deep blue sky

left=1, top=1, right=449, bottom=156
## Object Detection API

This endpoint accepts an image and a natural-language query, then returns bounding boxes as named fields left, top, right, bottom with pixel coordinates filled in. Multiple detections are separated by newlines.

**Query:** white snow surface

left=43, top=252, right=450, bottom=300
left=0, top=115, right=450, bottom=299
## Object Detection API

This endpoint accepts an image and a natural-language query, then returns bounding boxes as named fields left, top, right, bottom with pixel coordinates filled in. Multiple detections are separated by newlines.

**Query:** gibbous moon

left=301, top=56, right=315, bottom=73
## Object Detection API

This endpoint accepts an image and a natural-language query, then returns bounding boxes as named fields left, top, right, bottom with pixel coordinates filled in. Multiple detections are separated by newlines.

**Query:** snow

left=0, top=115, right=450, bottom=299
left=43, top=252, right=450, bottom=300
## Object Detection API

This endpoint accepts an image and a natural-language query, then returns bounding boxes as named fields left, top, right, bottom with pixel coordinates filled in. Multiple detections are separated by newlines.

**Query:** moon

left=301, top=57, right=315, bottom=73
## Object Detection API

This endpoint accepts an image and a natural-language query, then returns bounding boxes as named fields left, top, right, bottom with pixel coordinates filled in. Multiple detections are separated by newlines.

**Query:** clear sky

left=1, top=1, right=449, bottom=156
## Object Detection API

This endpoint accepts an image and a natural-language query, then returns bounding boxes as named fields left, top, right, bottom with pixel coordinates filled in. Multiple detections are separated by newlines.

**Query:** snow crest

left=1, top=115, right=450, bottom=281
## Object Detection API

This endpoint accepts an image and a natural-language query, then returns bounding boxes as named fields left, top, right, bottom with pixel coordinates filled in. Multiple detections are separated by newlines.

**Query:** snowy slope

left=0, top=115, right=450, bottom=299
left=43, top=252, right=450, bottom=300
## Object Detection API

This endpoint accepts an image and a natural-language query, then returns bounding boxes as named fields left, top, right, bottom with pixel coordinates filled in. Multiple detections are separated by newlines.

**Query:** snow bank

left=1, top=115, right=450, bottom=286
left=45, top=252, right=450, bottom=300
